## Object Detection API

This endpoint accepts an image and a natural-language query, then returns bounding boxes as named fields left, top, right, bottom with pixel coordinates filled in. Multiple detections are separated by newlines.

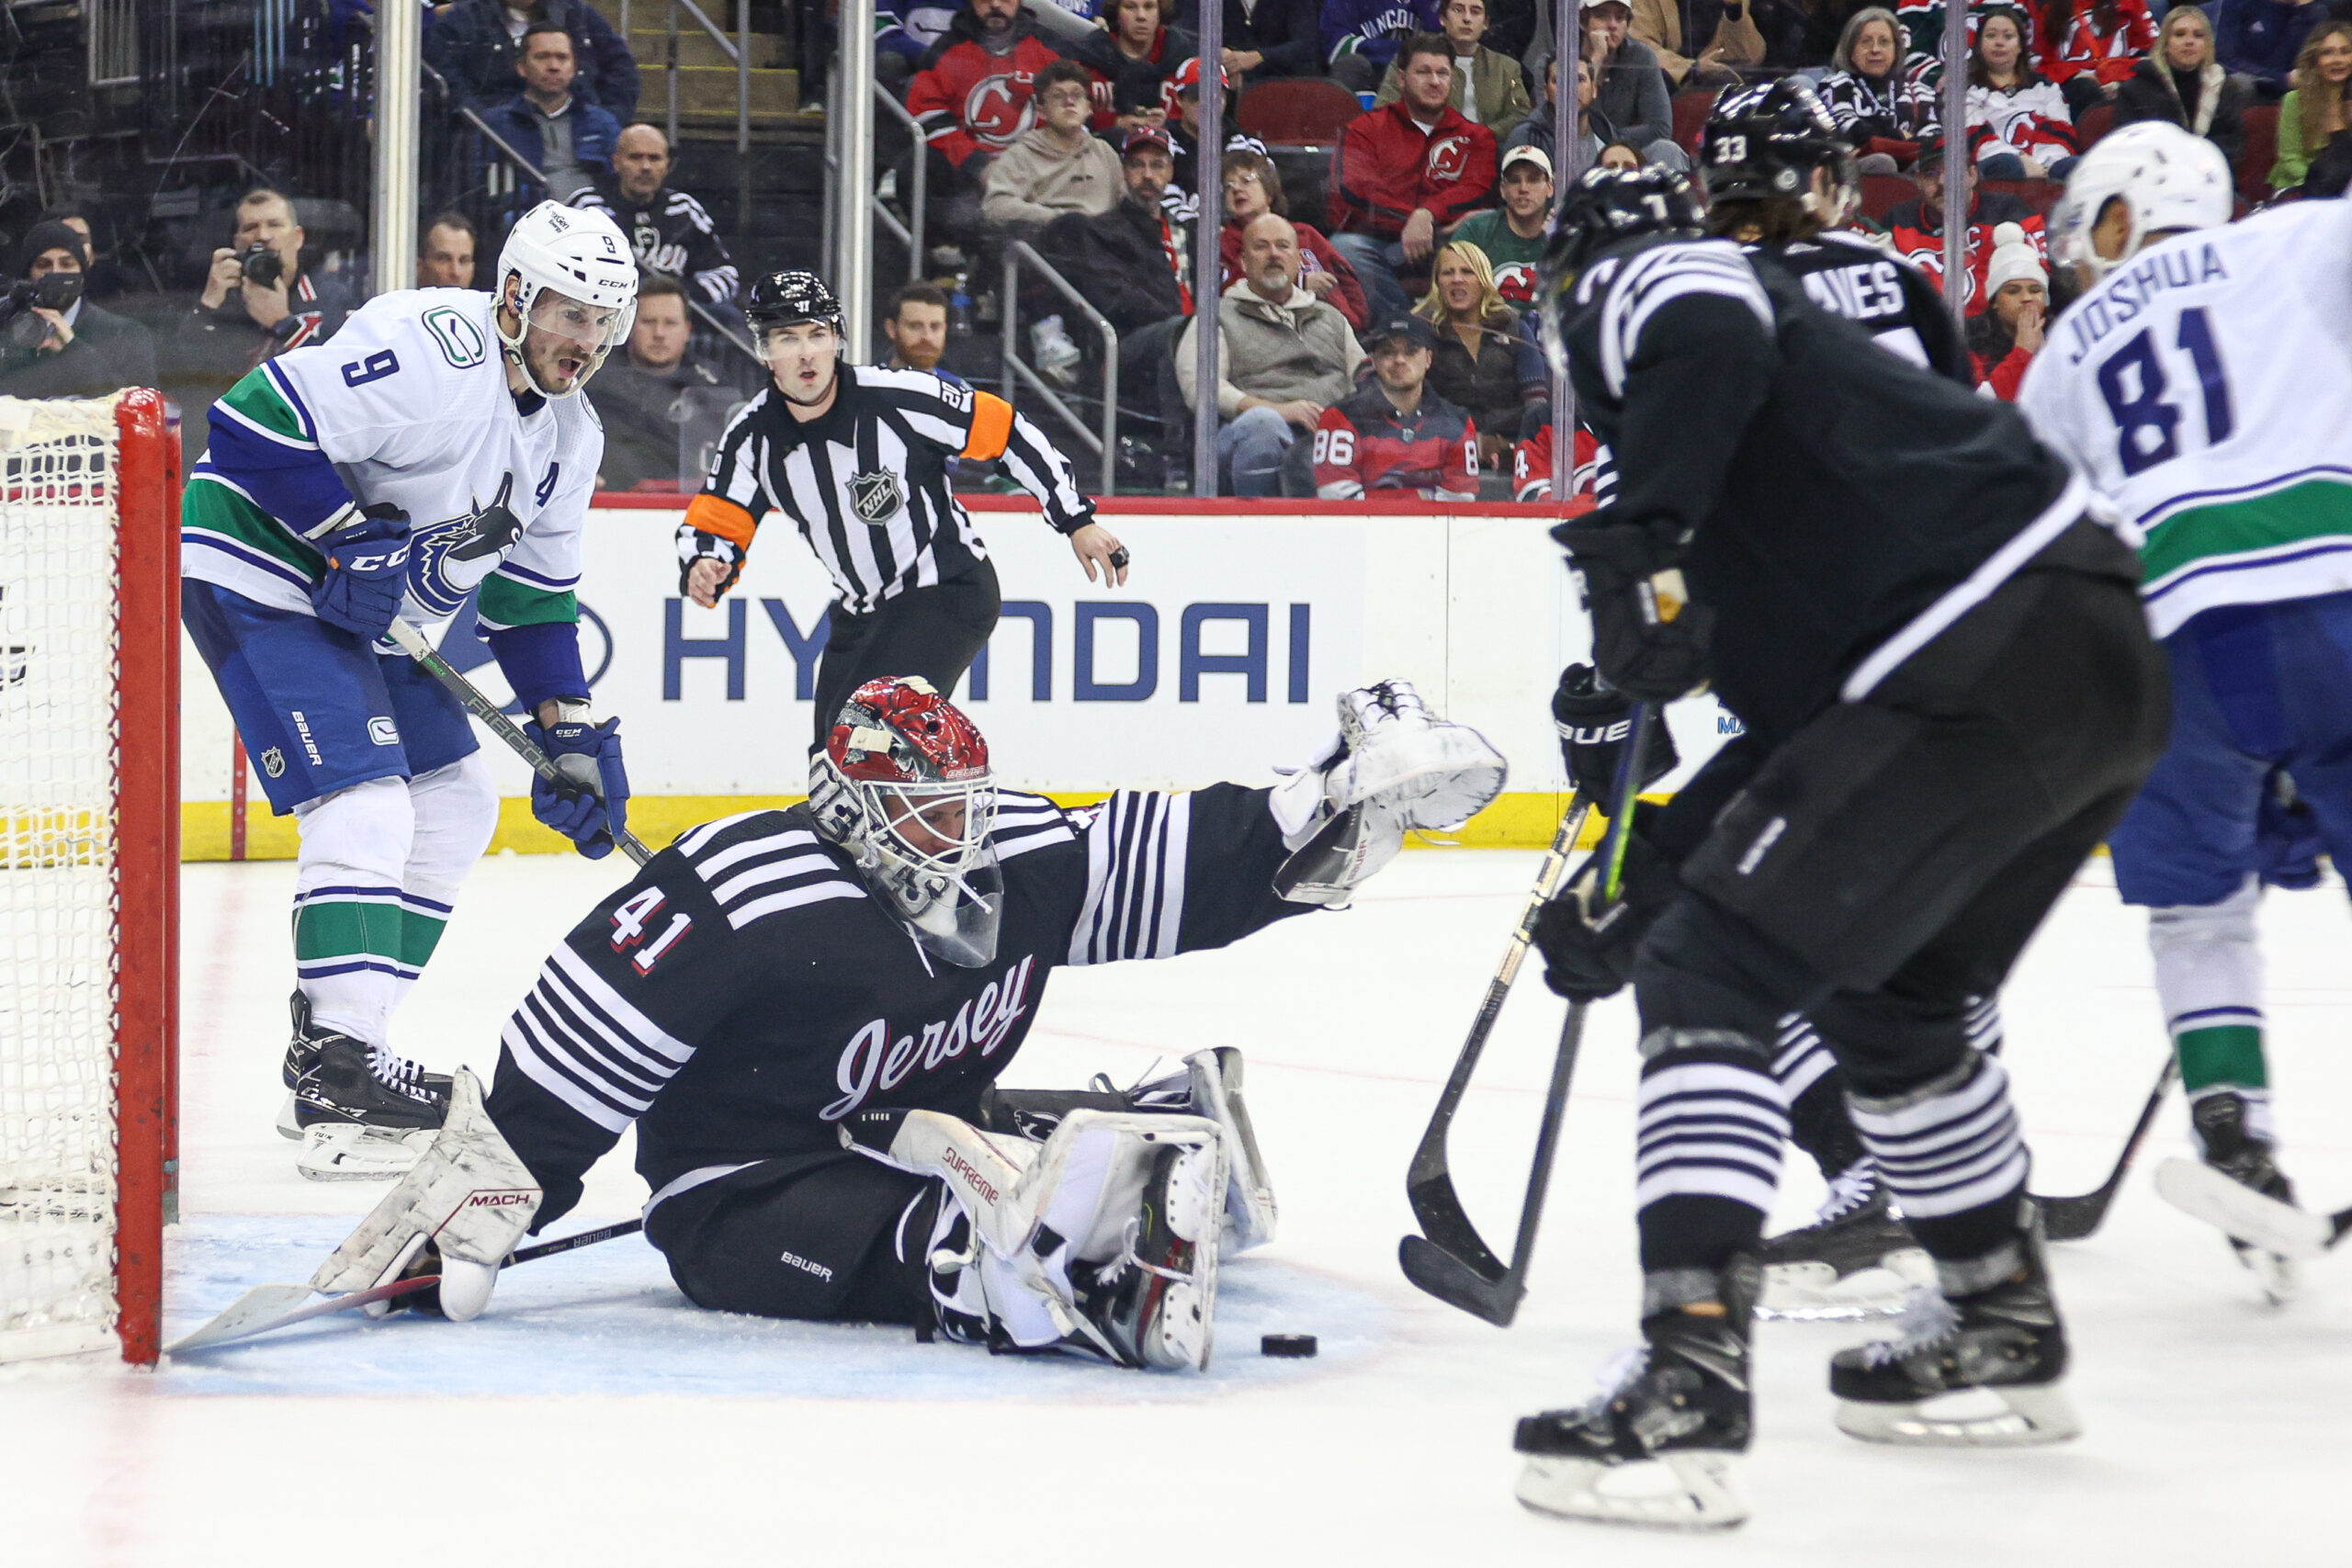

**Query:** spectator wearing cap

left=1376, top=0, right=1534, bottom=141
left=1446, top=145, right=1553, bottom=315
left=1036, top=126, right=1195, bottom=411
left=984, top=60, right=1128, bottom=239
left=426, top=0, right=640, bottom=118
left=418, top=211, right=479, bottom=289
left=905, top=0, right=1072, bottom=244
left=2114, top=6, right=2252, bottom=169
left=1325, top=0, right=1444, bottom=95
left=1818, top=8, right=1940, bottom=174
left=1164, top=56, right=1247, bottom=229
left=1414, top=240, right=1542, bottom=470
left=1883, top=135, right=2040, bottom=313
left=0, top=220, right=157, bottom=399
left=1175, top=212, right=1364, bottom=496
left=1964, top=4, right=2080, bottom=181
left=1966, top=223, right=2047, bottom=402
left=1630, top=0, right=1764, bottom=89
left=481, top=22, right=623, bottom=203
left=1219, top=149, right=1373, bottom=330
left=1329, top=32, right=1500, bottom=321
left=1311, top=313, right=1479, bottom=501
left=2215, top=0, right=2328, bottom=100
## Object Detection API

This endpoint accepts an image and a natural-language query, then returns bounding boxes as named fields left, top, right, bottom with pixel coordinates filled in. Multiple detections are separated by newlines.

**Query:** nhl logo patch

left=848, top=469, right=905, bottom=525
left=259, top=747, right=287, bottom=779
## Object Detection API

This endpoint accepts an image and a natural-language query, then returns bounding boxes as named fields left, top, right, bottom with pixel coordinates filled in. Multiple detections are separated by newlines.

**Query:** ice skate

left=288, top=994, right=449, bottom=1182
left=279, top=992, right=450, bottom=1145
left=1758, top=1163, right=1934, bottom=1320
left=1831, top=1212, right=2080, bottom=1447
left=1514, top=1259, right=1758, bottom=1530
left=2190, top=1090, right=2300, bottom=1303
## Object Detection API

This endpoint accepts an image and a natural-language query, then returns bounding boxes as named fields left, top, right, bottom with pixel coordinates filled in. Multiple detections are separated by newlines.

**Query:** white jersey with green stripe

left=2017, top=200, right=2352, bottom=638
left=181, top=288, right=603, bottom=632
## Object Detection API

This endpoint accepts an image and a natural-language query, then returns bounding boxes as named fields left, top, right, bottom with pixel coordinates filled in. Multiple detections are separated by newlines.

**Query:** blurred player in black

left=1511, top=167, right=2168, bottom=1528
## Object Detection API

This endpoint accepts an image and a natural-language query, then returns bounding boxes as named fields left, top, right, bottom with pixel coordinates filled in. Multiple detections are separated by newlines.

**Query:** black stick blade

left=1399, top=1234, right=1522, bottom=1325
left=2038, top=1187, right=2116, bottom=1243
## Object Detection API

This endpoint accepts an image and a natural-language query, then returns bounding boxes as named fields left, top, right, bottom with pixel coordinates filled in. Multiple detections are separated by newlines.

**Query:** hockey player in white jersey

left=2018, top=123, right=2352, bottom=1296
left=181, top=201, right=641, bottom=1181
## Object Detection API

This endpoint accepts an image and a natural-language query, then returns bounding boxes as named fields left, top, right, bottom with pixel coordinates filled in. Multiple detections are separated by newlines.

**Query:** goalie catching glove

left=1270, top=680, right=1509, bottom=906
left=311, top=1066, right=541, bottom=1323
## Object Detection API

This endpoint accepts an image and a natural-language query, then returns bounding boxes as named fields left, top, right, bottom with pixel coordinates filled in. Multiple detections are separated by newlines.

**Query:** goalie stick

left=2034, top=1055, right=2178, bottom=1243
left=1399, top=705, right=1655, bottom=1325
left=164, top=1218, right=647, bottom=1354
left=381, top=618, right=653, bottom=868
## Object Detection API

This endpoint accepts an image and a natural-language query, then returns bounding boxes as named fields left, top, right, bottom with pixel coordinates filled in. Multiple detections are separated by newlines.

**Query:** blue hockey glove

left=526, top=716, right=630, bottom=860
left=309, top=504, right=413, bottom=639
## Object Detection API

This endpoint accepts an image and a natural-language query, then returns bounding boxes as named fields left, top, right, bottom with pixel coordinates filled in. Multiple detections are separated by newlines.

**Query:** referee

left=679, top=271, right=1127, bottom=753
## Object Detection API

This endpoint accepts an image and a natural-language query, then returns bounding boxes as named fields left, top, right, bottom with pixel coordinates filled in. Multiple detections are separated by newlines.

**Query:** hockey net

left=0, top=390, right=177, bottom=1365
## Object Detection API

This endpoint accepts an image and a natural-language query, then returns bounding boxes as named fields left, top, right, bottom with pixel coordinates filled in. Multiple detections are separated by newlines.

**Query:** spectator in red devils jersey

left=1329, top=32, right=1500, bottom=321
left=906, top=0, right=1071, bottom=242
left=1445, top=145, right=1554, bottom=316
left=1883, top=134, right=2040, bottom=314
left=1511, top=415, right=1602, bottom=502
left=1311, top=314, right=1479, bottom=502
left=1218, top=149, right=1372, bottom=329
left=1074, top=0, right=1195, bottom=134
left=1965, top=222, right=2048, bottom=401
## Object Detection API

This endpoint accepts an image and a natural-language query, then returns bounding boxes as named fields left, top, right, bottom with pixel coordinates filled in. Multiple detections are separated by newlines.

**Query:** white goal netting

left=0, top=394, right=130, bottom=1361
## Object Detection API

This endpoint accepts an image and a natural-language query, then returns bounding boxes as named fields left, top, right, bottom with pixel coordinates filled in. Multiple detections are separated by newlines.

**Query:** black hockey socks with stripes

left=1773, top=1016, right=1866, bottom=1182
left=1847, top=1052, right=2030, bottom=1272
left=1634, top=1030, right=1790, bottom=1279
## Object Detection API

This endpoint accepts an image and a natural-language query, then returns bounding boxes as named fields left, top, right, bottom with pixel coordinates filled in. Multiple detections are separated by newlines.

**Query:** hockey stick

left=165, top=1217, right=646, bottom=1354
left=2035, top=1055, right=2177, bottom=1242
left=382, top=619, right=652, bottom=868
left=2154, top=1159, right=2352, bottom=1258
left=1399, top=705, right=1656, bottom=1325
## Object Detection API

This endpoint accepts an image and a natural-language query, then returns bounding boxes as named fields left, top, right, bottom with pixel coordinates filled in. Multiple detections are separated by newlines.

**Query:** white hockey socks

left=2148, top=877, right=2270, bottom=1124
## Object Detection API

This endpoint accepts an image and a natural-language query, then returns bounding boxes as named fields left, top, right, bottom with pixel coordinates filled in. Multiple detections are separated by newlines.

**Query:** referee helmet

left=746, top=270, right=845, bottom=338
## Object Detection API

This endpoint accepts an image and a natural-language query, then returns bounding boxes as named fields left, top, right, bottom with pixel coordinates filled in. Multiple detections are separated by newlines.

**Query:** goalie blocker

left=310, top=678, right=1503, bottom=1362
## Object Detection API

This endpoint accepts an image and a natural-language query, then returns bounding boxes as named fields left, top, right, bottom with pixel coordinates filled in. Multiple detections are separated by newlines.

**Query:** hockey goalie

left=311, top=676, right=1505, bottom=1369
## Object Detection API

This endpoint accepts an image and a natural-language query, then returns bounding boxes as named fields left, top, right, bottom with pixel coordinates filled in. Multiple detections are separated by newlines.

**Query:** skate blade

left=1758, top=1249, right=1935, bottom=1322
left=1515, top=1452, right=1748, bottom=1530
left=295, top=1123, right=435, bottom=1182
left=1835, top=1383, right=2081, bottom=1448
left=276, top=1091, right=302, bottom=1141
left=2239, top=1244, right=2300, bottom=1306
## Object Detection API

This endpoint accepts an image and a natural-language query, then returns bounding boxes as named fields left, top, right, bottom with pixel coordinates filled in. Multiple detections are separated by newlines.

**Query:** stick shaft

left=384, top=619, right=652, bottom=867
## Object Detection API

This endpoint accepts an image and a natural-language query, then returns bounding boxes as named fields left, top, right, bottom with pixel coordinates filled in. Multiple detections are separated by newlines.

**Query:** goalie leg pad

left=311, top=1067, right=542, bottom=1321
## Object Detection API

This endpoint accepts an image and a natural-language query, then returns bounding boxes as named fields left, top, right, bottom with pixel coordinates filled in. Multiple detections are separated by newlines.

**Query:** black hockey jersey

left=1555, top=235, right=2084, bottom=745
left=482, top=786, right=1312, bottom=1229
left=568, top=183, right=741, bottom=307
left=1745, top=231, right=1969, bottom=385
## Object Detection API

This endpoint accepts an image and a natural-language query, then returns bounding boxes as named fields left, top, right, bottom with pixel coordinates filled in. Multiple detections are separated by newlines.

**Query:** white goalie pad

left=311, top=1067, right=542, bottom=1322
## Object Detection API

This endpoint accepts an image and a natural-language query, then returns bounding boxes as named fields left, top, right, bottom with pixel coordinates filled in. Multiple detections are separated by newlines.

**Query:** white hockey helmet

left=2052, top=121, right=2233, bottom=284
left=492, top=200, right=640, bottom=398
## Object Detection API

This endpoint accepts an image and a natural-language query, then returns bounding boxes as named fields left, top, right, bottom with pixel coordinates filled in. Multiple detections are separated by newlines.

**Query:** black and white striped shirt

left=680, top=366, right=1095, bottom=615
left=568, top=184, right=741, bottom=307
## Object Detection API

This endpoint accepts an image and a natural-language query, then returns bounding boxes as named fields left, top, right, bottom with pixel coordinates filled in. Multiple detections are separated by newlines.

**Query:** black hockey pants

left=1630, top=524, right=2172, bottom=1269
left=809, top=560, right=1001, bottom=750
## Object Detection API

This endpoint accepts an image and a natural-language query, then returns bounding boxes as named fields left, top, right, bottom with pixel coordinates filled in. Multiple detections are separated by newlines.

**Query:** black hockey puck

left=1261, top=1333, right=1317, bottom=1358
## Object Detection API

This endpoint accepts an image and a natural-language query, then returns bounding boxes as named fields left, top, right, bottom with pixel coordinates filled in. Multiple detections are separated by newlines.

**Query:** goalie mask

left=810, top=677, right=1002, bottom=967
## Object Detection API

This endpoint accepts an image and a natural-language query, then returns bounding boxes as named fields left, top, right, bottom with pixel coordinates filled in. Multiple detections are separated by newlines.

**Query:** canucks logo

left=406, top=472, right=525, bottom=616
left=848, top=469, right=904, bottom=525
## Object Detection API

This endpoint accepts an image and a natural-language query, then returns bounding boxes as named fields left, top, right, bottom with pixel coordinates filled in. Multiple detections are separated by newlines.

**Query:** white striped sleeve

left=1067, top=791, right=1193, bottom=966
left=500, top=943, right=698, bottom=1133
left=1599, top=242, right=1777, bottom=400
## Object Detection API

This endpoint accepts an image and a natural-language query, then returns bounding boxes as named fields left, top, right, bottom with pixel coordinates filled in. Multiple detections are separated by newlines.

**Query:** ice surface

left=6, top=849, right=2348, bottom=1566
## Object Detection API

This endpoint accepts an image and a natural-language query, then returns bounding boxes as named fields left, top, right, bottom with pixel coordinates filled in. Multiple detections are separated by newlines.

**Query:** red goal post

left=0, top=388, right=178, bottom=1366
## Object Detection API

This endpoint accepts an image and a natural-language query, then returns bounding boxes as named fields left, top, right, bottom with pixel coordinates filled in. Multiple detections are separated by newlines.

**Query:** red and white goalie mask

left=810, top=677, right=1002, bottom=966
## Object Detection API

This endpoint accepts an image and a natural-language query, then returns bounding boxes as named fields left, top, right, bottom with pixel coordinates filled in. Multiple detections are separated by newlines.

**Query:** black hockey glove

left=1557, top=524, right=1714, bottom=705
left=1532, top=824, right=1678, bottom=1003
left=1552, top=663, right=1682, bottom=802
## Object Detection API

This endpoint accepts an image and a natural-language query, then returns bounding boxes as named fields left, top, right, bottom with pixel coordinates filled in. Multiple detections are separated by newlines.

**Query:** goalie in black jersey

left=302, top=675, right=1504, bottom=1371
left=1512, top=167, right=2170, bottom=1527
